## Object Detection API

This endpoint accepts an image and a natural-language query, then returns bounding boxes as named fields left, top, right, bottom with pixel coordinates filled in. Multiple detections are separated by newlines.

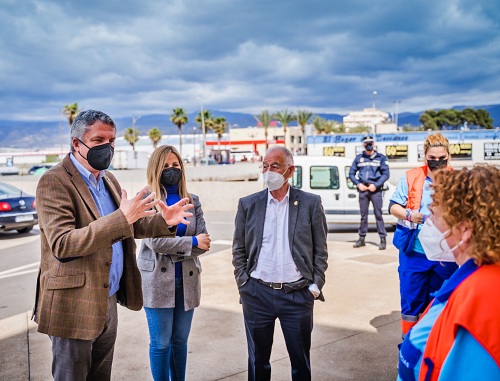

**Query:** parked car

left=28, top=163, right=56, bottom=175
left=0, top=166, right=20, bottom=176
left=199, top=157, right=218, bottom=166
left=0, top=182, right=38, bottom=233
left=290, top=156, right=397, bottom=226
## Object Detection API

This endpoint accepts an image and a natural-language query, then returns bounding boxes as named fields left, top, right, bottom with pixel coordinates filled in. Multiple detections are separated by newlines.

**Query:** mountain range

left=1, top=105, right=499, bottom=150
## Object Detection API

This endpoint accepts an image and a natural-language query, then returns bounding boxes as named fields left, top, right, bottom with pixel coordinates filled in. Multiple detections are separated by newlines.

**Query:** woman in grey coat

left=138, top=145, right=210, bottom=381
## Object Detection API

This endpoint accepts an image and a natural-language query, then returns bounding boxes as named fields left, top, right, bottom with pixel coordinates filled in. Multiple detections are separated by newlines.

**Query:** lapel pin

left=294, top=201, right=298, bottom=206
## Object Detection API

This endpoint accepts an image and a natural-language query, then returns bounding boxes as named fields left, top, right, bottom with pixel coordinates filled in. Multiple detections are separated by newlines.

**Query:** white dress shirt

left=251, top=188, right=302, bottom=283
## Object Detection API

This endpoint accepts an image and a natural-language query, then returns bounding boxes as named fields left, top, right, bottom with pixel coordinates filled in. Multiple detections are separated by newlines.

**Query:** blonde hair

left=424, top=133, right=450, bottom=155
left=147, top=145, right=191, bottom=211
left=432, top=164, right=500, bottom=265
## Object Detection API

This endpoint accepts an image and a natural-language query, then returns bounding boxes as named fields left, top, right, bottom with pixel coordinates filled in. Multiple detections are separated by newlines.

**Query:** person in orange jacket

left=389, top=133, right=457, bottom=338
left=397, top=164, right=500, bottom=381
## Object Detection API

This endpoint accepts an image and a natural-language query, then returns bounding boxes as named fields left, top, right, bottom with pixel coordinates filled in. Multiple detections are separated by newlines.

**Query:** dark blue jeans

left=144, top=279, right=194, bottom=381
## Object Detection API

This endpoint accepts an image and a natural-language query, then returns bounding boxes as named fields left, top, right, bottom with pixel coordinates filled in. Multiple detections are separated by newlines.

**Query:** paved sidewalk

left=1, top=240, right=401, bottom=380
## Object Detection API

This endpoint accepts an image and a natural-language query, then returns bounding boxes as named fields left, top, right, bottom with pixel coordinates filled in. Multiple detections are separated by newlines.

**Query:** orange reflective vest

left=405, top=166, right=427, bottom=210
left=419, top=264, right=500, bottom=381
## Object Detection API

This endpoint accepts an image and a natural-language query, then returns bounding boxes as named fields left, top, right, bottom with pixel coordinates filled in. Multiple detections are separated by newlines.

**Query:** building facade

left=343, top=108, right=397, bottom=133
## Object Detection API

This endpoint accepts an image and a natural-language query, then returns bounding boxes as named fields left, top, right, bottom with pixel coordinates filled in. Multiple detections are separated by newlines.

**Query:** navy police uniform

left=349, top=136, right=390, bottom=243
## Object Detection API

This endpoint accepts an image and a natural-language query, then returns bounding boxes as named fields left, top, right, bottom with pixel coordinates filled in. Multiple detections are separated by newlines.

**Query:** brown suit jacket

left=32, top=154, right=174, bottom=340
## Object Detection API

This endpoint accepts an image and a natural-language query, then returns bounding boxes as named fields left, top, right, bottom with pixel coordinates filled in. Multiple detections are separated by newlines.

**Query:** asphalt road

left=0, top=211, right=393, bottom=321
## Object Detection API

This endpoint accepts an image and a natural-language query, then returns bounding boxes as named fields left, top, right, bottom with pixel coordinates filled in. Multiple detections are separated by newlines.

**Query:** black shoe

left=353, top=236, right=365, bottom=248
left=379, top=237, right=386, bottom=250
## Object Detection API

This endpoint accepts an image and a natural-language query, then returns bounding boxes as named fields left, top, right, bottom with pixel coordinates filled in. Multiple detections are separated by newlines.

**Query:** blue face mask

left=78, top=140, right=114, bottom=171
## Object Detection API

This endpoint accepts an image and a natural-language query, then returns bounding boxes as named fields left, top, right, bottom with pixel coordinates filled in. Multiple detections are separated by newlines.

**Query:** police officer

left=349, top=135, right=390, bottom=250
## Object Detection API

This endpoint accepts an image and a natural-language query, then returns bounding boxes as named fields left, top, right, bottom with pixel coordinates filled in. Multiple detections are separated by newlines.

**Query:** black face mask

left=78, top=140, right=114, bottom=171
left=161, top=167, right=182, bottom=187
left=364, top=143, right=374, bottom=152
left=427, top=159, right=448, bottom=171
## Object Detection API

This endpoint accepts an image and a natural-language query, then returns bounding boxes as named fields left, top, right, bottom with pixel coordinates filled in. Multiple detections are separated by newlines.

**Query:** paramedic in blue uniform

left=349, top=135, right=390, bottom=250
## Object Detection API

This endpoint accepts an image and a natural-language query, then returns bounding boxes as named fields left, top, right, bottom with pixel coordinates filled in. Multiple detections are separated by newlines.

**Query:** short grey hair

left=70, top=110, right=116, bottom=151
left=265, top=146, right=294, bottom=165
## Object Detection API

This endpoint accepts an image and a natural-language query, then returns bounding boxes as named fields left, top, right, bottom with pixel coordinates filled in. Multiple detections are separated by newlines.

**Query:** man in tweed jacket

left=32, top=110, right=193, bottom=381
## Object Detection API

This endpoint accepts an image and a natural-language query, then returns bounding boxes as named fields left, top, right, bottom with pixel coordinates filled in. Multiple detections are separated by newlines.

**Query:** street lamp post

left=372, top=90, right=378, bottom=109
left=132, top=115, right=140, bottom=169
left=59, top=108, right=63, bottom=154
left=192, top=126, right=197, bottom=164
left=198, top=96, right=206, bottom=158
left=394, top=101, right=401, bottom=132
left=132, top=115, right=141, bottom=129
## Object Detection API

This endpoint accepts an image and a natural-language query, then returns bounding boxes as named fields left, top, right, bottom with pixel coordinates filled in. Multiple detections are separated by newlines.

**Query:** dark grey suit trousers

left=49, top=294, right=118, bottom=381
left=240, top=278, right=314, bottom=381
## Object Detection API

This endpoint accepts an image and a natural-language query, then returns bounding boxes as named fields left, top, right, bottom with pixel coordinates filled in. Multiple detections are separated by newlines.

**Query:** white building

left=343, top=108, right=397, bottom=133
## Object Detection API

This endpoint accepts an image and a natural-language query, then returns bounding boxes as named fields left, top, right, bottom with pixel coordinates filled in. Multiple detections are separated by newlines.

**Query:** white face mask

left=419, top=218, right=461, bottom=262
left=263, top=170, right=287, bottom=191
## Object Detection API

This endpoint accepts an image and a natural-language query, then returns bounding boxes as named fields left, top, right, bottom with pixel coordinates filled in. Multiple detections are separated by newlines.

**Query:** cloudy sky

left=1, top=0, right=499, bottom=121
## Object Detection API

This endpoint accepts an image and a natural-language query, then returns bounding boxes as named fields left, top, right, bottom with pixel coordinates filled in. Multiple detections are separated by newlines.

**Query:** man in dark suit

left=232, top=146, right=328, bottom=381
left=32, top=110, right=193, bottom=381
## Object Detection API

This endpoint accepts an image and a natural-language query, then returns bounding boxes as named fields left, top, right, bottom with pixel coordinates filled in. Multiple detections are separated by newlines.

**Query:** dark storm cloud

left=0, top=0, right=499, bottom=120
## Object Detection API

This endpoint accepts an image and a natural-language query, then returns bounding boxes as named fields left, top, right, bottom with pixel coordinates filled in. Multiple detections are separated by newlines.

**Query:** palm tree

left=195, top=110, right=213, bottom=132
left=349, top=125, right=371, bottom=134
left=334, top=123, right=347, bottom=134
left=212, top=116, right=227, bottom=161
left=170, top=108, right=188, bottom=156
left=124, top=127, right=140, bottom=151
left=312, top=116, right=325, bottom=134
left=321, top=120, right=336, bottom=134
left=312, top=116, right=337, bottom=135
left=254, top=110, right=272, bottom=150
left=63, top=103, right=79, bottom=126
left=148, top=127, right=162, bottom=150
left=195, top=110, right=213, bottom=158
left=273, top=109, right=295, bottom=149
left=297, top=109, right=312, bottom=155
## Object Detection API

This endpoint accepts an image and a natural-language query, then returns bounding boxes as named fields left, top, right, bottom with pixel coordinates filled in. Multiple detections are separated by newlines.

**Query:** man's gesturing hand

left=120, top=187, right=160, bottom=225
left=158, top=197, right=194, bottom=226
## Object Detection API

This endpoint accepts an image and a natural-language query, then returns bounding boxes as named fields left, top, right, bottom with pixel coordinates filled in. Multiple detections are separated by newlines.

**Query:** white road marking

left=0, top=261, right=39, bottom=276
left=0, top=233, right=40, bottom=250
left=0, top=261, right=39, bottom=279
left=0, top=268, right=38, bottom=280
left=211, top=240, right=233, bottom=245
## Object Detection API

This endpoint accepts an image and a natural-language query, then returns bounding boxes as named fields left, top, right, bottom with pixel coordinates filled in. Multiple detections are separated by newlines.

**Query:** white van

left=290, top=156, right=397, bottom=226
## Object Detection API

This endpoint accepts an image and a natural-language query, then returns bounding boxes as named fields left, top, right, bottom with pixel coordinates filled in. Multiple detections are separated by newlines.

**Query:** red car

left=0, top=182, right=38, bottom=234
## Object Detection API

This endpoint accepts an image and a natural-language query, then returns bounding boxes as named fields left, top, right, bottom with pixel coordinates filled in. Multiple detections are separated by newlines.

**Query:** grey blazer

left=138, top=193, right=207, bottom=310
left=232, top=186, right=328, bottom=300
